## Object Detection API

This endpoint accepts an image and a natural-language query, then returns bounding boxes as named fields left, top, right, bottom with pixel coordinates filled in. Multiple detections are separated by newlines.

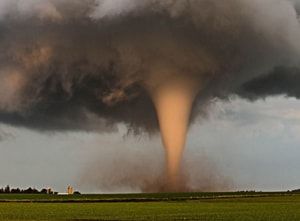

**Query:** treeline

left=292, top=189, right=300, bottom=193
left=0, top=185, right=56, bottom=194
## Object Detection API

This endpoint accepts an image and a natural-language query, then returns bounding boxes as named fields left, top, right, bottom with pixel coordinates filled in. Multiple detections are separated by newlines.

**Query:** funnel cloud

left=0, top=0, right=300, bottom=191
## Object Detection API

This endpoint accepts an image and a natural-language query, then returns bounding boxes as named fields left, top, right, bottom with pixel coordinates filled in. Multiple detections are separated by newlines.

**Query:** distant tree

left=22, top=187, right=39, bottom=194
left=40, top=189, right=48, bottom=194
left=4, top=185, right=10, bottom=193
left=74, top=191, right=81, bottom=195
left=11, top=188, right=21, bottom=194
left=0, top=186, right=58, bottom=194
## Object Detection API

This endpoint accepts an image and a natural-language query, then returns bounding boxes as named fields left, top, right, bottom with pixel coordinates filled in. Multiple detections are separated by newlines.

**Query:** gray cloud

left=0, top=126, right=14, bottom=141
left=0, top=0, right=299, bottom=133
left=237, top=67, right=300, bottom=100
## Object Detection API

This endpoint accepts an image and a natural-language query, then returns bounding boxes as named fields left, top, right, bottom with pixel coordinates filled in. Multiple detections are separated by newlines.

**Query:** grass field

left=0, top=192, right=300, bottom=220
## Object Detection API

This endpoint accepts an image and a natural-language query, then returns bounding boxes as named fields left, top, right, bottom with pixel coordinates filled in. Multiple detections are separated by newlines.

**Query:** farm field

left=0, top=192, right=300, bottom=220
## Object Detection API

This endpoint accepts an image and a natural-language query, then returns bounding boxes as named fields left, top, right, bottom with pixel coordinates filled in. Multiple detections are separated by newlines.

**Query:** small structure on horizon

left=46, top=188, right=53, bottom=194
left=67, top=185, right=74, bottom=195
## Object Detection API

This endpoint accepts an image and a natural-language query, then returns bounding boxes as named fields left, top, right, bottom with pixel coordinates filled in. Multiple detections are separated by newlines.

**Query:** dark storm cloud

left=0, top=0, right=299, bottom=133
left=237, top=67, right=300, bottom=100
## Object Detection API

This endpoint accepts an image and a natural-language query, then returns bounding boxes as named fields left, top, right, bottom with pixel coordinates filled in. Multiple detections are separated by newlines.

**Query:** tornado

left=146, top=74, right=200, bottom=190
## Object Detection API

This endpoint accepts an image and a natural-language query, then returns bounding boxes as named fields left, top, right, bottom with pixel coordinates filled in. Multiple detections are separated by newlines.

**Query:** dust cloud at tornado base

left=78, top=133, right=233, bottom=193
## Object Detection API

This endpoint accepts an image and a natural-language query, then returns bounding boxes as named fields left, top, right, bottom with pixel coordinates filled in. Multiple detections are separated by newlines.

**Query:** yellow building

left=46, top=188, right=52, bottom=194
left=67, top=186, right=74, bottom=195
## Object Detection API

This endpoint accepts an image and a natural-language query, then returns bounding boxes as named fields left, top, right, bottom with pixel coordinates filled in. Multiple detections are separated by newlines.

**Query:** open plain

left=0, top=192, right=300, bottom=221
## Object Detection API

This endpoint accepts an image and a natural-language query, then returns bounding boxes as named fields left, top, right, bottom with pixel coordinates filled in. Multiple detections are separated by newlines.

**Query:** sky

left=1, top=95, right=300, bottom=193
left=0, top=0, right=300, bottom=193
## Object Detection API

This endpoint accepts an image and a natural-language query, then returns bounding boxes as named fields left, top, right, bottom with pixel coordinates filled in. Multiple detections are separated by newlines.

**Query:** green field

left=0, top=192, right=300, bottom=220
